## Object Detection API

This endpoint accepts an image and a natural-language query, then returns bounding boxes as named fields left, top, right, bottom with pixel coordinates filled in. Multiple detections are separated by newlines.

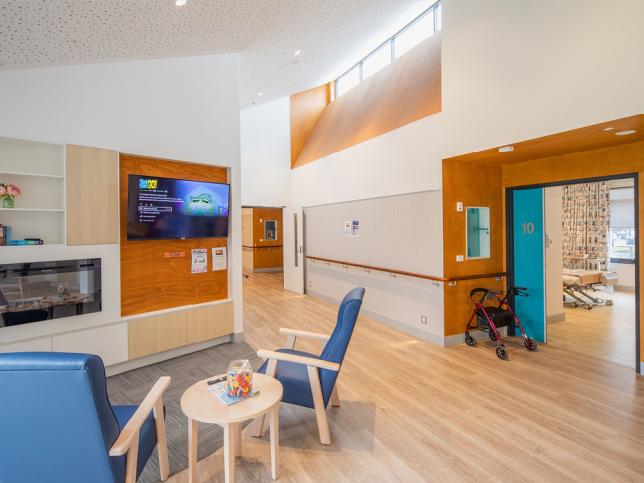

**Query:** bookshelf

left=0, top=137, right=66, bottom=246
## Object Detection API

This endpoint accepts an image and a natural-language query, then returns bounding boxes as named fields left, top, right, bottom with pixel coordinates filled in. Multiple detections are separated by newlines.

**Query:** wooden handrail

left=305, top=255, right=506, bottom=283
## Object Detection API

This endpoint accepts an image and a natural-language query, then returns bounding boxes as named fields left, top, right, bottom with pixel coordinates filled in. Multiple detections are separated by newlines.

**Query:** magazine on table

left=208, top=381, right=260, bottom=406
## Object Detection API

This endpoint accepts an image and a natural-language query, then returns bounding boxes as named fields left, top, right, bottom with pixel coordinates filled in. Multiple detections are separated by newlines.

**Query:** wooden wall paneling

left=444, top=277, right=506, bottom=336
left=120, top=154, right=229, bottom=316
left=186, top=302, right=234, bottom=344
left=293, top=33, right=441, bottom=168
left=253, top=247, right=283, bottom=270
left=128, top=311, right=188, bottom=360
left=290, top=84, right=331, bottom=167
left=242, top=208, right=254, bottom=246
left=252, top=207, right=283, bottom=247
left=66, top=145, right=119, bottom=245
left=242, top=247, right=254, bottom=273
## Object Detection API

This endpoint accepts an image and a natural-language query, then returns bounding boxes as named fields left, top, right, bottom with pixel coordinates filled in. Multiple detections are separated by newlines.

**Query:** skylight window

left=334, top=1, right=441, bottom=99
left=394, top=9, right=435, bottom=58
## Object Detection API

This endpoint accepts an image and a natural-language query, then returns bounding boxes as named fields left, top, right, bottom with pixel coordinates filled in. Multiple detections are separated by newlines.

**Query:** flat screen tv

left=127, top=174, right=230, bottom=240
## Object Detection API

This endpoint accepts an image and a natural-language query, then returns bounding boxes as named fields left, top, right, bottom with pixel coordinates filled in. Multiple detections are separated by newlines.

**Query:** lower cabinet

left=128, top=301, right=234, bottom=360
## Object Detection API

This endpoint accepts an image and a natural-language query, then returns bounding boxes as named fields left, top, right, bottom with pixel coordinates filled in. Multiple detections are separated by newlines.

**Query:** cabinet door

left=186, top=302, right=234, bottom=344
left=66, top=145, right=118, bottom=245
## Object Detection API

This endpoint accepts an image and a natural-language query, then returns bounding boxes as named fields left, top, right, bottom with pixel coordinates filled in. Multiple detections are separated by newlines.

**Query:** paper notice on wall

left=344, top=221, right=352, bottom=236
left=212, top=246, right=227, bottom=271
left=191, top=248, right=208, bottom=273
left=351, top=220, right=360, bottom=237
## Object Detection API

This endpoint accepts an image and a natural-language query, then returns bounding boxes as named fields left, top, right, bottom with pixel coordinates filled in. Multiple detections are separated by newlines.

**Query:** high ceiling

left=0, top=0, right=431, bottom=106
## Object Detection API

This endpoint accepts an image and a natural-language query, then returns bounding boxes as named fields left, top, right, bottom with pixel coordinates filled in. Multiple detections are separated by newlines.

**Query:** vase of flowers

left=0, top=183, right=21, bottom=208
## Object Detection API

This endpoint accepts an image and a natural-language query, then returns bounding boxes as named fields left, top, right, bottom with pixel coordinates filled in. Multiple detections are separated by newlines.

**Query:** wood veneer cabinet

left=66, top=145, right=119, bottom=245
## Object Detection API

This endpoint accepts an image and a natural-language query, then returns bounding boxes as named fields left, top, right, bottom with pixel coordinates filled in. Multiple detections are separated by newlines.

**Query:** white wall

left=240, top=98, right=291, bottom=207
left=544, top=187, right=564, bottom=321
left=242, top=0, right=644, bottom=340
left=0, top=54, right=243, bottom=361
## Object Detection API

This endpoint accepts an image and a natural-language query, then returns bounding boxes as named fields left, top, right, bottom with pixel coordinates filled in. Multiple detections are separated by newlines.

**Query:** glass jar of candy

left=225, top=359, right=253, bottom=398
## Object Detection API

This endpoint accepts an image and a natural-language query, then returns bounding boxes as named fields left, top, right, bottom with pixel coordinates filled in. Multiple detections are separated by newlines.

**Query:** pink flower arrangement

left=0, top=183, right=21, bottom=208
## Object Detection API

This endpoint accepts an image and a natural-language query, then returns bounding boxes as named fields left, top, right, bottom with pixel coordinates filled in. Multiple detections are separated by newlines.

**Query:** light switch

left=456, top=202, right=464, bottom=212
left=456, top=255, right=464, bottom=262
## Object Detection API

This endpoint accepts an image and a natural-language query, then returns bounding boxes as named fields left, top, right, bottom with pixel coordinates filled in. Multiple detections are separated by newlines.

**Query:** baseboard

left=253, top=267, right=283, bottom=273
left=105, top=334, right=232, bottom=376
left=306, top=290, right=445, bottom=346
left=231, top=332, right=245, bottom=343
left=547, top=313, right=566, bottom=324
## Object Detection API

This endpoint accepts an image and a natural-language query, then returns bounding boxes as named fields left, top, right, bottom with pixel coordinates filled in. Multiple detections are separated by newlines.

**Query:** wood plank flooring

left=550, top=290, right=636, bottom=367
left=170, top=273, right=644, bottom=482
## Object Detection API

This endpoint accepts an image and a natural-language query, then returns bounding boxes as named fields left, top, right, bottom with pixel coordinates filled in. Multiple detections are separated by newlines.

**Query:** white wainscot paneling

left=306, top=260, right=444, bottom=341
left=52, top=323, right=127, bottom=366
left=0, top=338, right=52, bottom=353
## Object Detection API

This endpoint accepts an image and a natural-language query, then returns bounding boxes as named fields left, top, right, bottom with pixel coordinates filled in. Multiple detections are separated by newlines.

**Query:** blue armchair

left=255, top=287, right=365, bottom=444
left=0, top=352, right=171, bottom=483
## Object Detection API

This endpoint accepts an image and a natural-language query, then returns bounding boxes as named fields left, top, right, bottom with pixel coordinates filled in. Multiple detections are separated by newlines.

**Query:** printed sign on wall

left=212, top=246, right=227, bottom=271
left=191, top=248, right=208, bottom=273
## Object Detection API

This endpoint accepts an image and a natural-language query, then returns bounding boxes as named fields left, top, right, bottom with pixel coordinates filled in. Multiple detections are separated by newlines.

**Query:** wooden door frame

left=506, top=173, right=640, bottom=373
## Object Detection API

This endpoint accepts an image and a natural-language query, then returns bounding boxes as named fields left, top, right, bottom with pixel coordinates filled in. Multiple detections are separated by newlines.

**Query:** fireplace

left=0, top=258, right=101, bottom=328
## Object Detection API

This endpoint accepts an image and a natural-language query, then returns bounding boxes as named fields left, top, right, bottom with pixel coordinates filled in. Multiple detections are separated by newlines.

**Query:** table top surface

left=180, top=373, right=283, bottom=424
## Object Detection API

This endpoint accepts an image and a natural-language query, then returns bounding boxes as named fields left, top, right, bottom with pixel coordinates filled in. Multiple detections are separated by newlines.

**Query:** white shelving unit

left=0, top=137, right=66, bottom=246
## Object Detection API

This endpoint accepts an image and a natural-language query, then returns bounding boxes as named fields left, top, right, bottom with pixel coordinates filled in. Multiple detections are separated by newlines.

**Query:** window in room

left=609, top=187, right=635, bottom=263
left=394, top=8, right=435, bottom=58
left=334, top=0, right=441, bottom=98
left=362, top=42, right=392, bottom=79
left=336, top=65, right=360, bottom=97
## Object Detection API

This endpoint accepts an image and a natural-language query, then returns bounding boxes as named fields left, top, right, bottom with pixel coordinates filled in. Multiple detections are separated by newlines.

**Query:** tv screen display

left=127, top=174, right=230, bottom=240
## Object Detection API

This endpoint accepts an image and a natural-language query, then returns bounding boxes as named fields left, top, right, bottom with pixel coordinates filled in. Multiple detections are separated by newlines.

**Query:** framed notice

left=264, top=220, right=278, bottom=241
left=212, top=246, right=227, bottom=271
left=191, top=248, right=208, bottom=273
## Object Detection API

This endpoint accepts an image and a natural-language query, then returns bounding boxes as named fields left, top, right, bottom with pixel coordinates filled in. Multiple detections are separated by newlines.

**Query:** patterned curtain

left=561, top=182, right=610, bottom=270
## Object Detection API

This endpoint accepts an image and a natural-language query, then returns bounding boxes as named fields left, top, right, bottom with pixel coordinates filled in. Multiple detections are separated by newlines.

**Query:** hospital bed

left=562, top=269, right=617, bottom=310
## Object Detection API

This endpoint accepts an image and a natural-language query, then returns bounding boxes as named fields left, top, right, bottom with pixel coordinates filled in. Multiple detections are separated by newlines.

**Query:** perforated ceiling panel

left=0, top=0, right=432, bottom=104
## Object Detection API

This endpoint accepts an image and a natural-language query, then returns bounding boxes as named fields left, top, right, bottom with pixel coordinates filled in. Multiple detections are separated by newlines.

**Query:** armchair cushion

left=111, top=405, right=159, bottom=480
left=258, top=348, right=334, bottom=409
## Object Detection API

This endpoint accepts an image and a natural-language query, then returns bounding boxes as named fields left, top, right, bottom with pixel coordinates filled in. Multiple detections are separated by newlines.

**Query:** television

left=127, top=174, right=230, bottom=240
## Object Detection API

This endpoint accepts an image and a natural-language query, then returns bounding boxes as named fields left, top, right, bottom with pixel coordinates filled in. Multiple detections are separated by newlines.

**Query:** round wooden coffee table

left=180, top=373, right=283, bottom=483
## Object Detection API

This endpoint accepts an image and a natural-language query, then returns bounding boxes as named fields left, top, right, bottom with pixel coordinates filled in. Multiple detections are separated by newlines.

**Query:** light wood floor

left=550, top=289, right=636, bottom=368
left=171, top=273, right=644, bottom=482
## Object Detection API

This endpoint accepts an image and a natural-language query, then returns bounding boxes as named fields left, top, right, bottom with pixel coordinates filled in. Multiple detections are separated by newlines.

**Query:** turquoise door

left=512, top=188, right=546, bottom=343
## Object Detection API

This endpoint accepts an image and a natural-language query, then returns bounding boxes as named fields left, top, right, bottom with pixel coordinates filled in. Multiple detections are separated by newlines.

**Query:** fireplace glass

left=0, top=258, right=101, bottom=328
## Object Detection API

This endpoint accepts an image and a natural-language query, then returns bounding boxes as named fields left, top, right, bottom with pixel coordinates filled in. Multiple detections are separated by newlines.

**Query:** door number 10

left=522, top=222, right=535, bottom=234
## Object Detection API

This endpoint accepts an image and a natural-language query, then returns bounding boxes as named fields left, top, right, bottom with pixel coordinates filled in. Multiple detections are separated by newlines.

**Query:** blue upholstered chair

left=0, top=352, right=171, bottom=483
left=255, top=287, right=365, bottom=444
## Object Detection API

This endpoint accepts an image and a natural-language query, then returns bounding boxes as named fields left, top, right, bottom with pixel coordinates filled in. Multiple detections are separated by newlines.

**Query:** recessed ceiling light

left=615, top=130, right=636, bottom=136
left=294, top=50, right=302, bottom=56
left=175, top=0, right=187, bottom=6
left=258, top=92, right=264, bottom=97
left=498, top=146, right=514, bottom=153
left=603, top=127, right=614, bottom=131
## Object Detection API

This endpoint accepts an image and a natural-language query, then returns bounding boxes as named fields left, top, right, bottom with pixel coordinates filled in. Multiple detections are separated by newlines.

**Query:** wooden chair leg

left=330, top=385, right=340, bottom=407
left=154, top=398, right=170, bottom=481
left=306, top=365, right=331, bottom=445
left=124, top=431, right=140, bottom=483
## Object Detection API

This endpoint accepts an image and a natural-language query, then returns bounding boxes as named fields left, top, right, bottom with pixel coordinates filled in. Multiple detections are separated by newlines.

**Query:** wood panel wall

left=241, top=207, right=283, bottom=272
left=120, top=154, right=229, bottom=316
left=442, top=160, right=505, bottom=336
left=66, top=145, right=119, bottom=245
left=290, top=84, right=331, bottom=167
left=291, top=32, right=441, bottom=168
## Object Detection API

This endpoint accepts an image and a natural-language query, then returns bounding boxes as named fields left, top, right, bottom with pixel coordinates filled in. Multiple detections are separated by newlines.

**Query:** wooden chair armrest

left=279, top=327, right=331, bottom=342
left=109, top=376, right=171, bottom=456
left=258, top=349, right=340, bottom=372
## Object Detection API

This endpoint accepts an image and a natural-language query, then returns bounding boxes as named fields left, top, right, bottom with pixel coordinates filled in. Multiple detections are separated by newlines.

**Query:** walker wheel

left=585, top=304, right=593, bottom=310
left=606, top=300, right=614, bottom=306
left=465, top=334, right=476, bottom=346
left=488, top=331, right=497, bottom=341
left=525, top=338, right=537, bottom=352
left=496, top=345, right=508, bottom=360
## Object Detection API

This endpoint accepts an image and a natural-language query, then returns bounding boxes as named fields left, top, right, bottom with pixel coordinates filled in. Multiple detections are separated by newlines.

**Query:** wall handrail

left=305, top=255, right=505, bottom=283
